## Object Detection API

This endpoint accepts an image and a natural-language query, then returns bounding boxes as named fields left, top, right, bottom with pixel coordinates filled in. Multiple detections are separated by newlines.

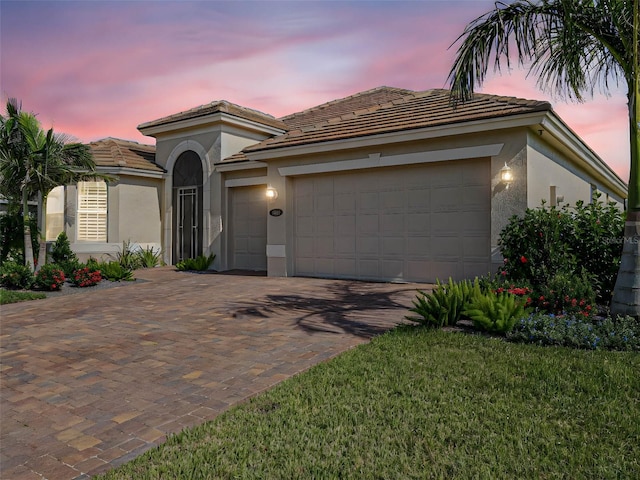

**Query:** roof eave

left=244, top=111, right=549, bottom=161
left=138, top=111, right=286, bottom=138
left=540, top=111, right=627, bottom=197
left=97, top=166, right=165, bottom=179
left=213, top=160, right=268, bottom=172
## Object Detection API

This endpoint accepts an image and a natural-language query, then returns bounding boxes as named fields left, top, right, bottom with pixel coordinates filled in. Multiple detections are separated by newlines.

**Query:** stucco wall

left=220, top=126, right=274, bottom=160
left=526, top=133, right=624, bottom=208
left=45, top=186, right=65, bottom=241
left=154, top=130, right=221, bottom=170
left=116, top=179, right=162, bottom=247
left=240, top=128, right=530, bottom=277
left=149, top=121, right=276, bottom=267
left=63, top=177, right=162, bottom=262
left=527, top=135, right=592, bottom=207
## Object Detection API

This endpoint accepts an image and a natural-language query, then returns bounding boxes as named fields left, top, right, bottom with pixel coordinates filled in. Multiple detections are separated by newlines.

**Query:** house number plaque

left=269, top=208, right=284, bottom=217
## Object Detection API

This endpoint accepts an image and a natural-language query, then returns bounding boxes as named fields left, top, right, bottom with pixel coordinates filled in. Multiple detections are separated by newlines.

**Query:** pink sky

left=0, top=0, right=631, bottom=182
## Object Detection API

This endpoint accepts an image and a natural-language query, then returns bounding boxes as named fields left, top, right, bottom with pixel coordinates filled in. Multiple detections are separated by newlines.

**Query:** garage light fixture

left=500, top=163, right=514, bottom=188
left=266, top=186, right=278, bottom=200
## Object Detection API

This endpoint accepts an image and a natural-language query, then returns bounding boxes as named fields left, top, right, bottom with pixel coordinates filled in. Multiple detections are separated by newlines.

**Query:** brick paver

left=0, top=268, right=428, bottom=479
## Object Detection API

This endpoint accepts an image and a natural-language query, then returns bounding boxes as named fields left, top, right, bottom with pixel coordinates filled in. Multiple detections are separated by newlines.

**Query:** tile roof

left=243, top=88, right=551, bottom=154
left=279, top=86, right=414, bottom=129
left=138, top=100, right=287, bottom=131
left=89, top=138, right=164, bottom=173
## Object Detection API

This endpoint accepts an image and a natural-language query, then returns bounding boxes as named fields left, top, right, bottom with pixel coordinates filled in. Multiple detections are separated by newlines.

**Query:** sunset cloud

left=0, top=0, right=630, bottom=181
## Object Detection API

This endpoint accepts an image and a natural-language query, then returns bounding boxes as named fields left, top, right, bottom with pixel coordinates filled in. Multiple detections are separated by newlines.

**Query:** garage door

left=293, top=159, right=490, bottom=282
left=230, top=185, right=267, bottom=271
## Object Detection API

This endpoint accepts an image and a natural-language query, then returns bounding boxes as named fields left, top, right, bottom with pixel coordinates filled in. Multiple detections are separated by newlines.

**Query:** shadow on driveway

left=234, top=280, right=420, bottom=338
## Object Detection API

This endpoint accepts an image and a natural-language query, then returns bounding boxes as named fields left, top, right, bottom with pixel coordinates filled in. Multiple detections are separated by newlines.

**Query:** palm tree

left=32, top=132, right=100, bottom=272
left=0, top=98, right=106, bottom=271
left=0, top=99, right=41, bottom=270
left=448, top=0, right=639, bottom=318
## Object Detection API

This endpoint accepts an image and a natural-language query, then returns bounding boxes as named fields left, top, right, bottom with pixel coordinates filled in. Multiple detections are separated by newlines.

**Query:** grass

left=98, top=327, right=639, bottom=479
left=0, top=288, right=46, bottom=304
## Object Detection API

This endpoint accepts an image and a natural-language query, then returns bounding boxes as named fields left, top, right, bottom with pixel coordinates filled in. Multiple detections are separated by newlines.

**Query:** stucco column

left=266, top=165, right=287, bottom=276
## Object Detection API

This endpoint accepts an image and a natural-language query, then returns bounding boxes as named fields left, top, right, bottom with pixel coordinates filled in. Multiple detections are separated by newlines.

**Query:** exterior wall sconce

left=266, top=186, right=278, bottom=200
left=500, top=163, right=514, bottom=188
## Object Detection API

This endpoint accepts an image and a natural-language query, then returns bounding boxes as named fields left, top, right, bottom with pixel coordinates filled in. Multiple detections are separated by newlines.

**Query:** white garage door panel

left=230, top=185, right=267, bottom=271
left=293, top=159, right=490, bottom=282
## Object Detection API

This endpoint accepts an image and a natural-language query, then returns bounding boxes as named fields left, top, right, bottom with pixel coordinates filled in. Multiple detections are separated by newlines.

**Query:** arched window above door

left=173, top=150, right=202, bottom=187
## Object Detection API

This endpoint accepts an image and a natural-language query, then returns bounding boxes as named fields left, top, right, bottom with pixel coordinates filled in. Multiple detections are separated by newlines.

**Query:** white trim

left=278, top=144, right=504, bottom=177
left=225, top=176, right=268, bottom=188
left=266, top=244, right=286, bottom=258
left=214, top=160, right=268, bottom=172
left=139, top=111, right=285, bottom=138
left=540, top=113, right=627, bottom=196
left=97, top=166, right=164, bottom=179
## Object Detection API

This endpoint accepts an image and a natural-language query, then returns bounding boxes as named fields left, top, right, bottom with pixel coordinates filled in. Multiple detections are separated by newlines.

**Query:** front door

left=177, top=186, right=198, bottom=262
left=172, top=150, right=203, bottom=264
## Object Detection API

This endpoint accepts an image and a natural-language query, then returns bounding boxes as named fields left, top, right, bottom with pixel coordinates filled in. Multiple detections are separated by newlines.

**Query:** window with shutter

left=77, top=181, right=107, bottom=241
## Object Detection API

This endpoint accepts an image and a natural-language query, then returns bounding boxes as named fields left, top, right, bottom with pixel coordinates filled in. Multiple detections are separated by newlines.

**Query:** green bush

left=50, top=233, right=81, bottom=277
left=88, top=259, right=134, bottom=281
left=508, top=313, right=640, bottom=351
left=570, top=196, right=624, bottom=303
left=33, top=263, right=65, bottom=291
left=406, top=278, right=479, bottom=328
left=498, top=196, right=624, bottom=304
left=113, top=240, right=141, bottom=270
left=0, top=261, right=34, bottom=289
left=533, top=271, right=596, bottom=317
left=58, top=259, right=84, bottom=278
left=176, top=253, right=216, bottom=271
left=51, top=231, right=78, bottom=265
left=498, top=204, right=575, bottom=286
left=463, top=290, right=529, bottom=334
left=136, top=246, right=163, bottom=268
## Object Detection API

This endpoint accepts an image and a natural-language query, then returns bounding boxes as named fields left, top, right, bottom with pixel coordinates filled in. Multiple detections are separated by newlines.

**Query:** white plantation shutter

left=77, top=181, right=107, bottom=241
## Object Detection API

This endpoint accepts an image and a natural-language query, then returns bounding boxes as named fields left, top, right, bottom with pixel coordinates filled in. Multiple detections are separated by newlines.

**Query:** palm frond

left=448, top=0, right=635, bottom=103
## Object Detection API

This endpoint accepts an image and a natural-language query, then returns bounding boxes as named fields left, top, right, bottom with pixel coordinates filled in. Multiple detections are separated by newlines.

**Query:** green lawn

left=99, top=327, right=639, bottom=479
left=0, top=288, right=46, bottom=304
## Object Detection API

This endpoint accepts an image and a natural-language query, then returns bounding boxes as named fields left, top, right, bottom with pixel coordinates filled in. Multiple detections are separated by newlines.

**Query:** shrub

left=406, top=278, right=478, bottom=328
left=463, top=290, right=529, bottom=334
left=58, top=259, right=84, bottom=278
left=498, top=196, right=624, bottom=304
left=88, top=259, right=134, bottom=281
left=533, top=271, right=596, bottom=317
left=50, top=232, right=81, bottom=277
left=176, top=253, right=216, bottom=271
left=508, top=313, right=640, bottom=351
left=113, top=240, right=141, bottom=270
left=51, top=231, right=78, bottom=265
left=0, top=261, right=34, bottom=289
left=136, top=246, right=163, bottom=268
left=71, top=267, right=102, bottom=287
left=570, top=196, right=624, bottom=303
left=33, top=264, right=65, bottom=291
left=498, top=204, right=575, bottom=286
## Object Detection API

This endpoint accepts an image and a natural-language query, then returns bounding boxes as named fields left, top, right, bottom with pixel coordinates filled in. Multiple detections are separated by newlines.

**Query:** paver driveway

left=1, top=267, right=429, bottom=479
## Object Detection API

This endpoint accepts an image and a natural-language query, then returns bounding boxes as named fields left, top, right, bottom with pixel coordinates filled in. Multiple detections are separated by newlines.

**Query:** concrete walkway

left=0, top=268, right=428, bottom=479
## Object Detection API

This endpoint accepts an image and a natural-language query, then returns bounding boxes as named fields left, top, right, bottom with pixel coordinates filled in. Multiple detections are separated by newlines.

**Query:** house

left=46, top=137, right=165, bottom=261
left=52, top=86, right=627, bottom=282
